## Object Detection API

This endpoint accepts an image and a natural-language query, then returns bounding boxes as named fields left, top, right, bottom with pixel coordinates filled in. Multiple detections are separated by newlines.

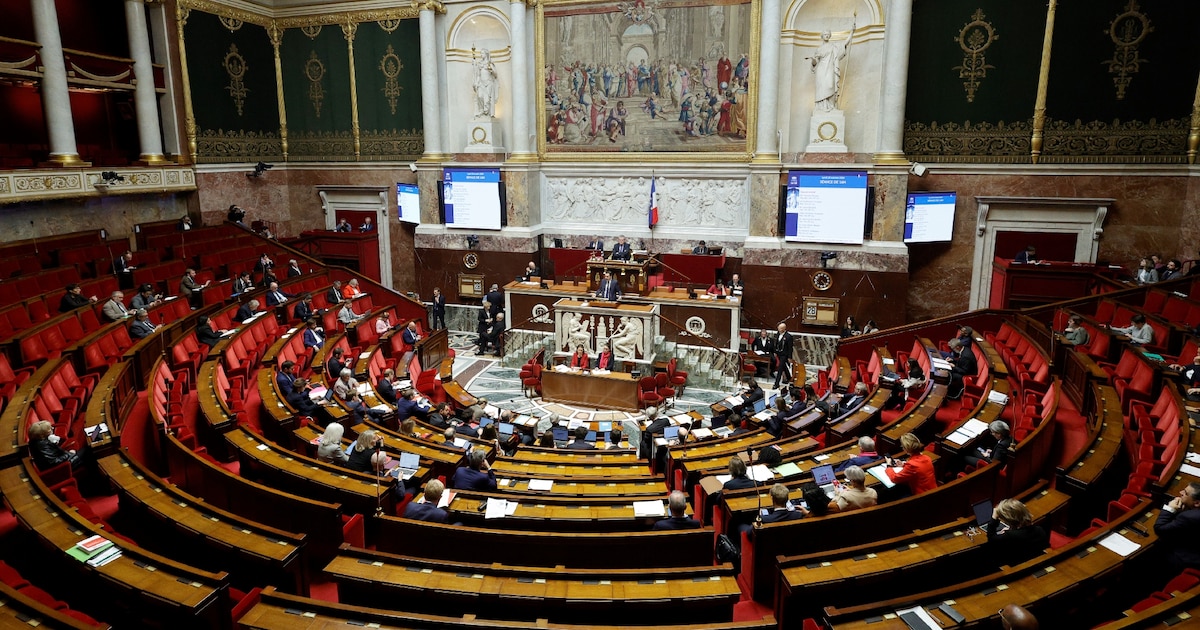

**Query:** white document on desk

left=1179, top=463, right=1200, bottom=478
left=894, top=606, right=940, bottom=630
left=527, top=479, right=554, bottom=491
left=633, top=500, right=666, bottom=517
left=748, top=465, right=774, bottom=482
left=946, top=429, right=972, bottom=446
left=1099, top=532, right=1140, bottom=557
left=485, top=498, right=508, bottom=519
left=867, top=465, right=896, bottom=488
left=961, top=418, right=989, bottom=437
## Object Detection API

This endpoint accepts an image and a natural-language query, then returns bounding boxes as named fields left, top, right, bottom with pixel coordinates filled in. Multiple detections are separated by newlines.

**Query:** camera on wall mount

left=246, top=162, right=274, bottom=179
left=466, top=235, right=479, bottom=250
left=94, top=171, right=125, bottom=191
left=820, top=251, right=838, bottom=269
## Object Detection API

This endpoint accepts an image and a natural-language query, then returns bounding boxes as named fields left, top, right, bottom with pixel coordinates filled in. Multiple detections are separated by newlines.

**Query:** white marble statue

left=472, top=48, right=499, bottom=119
left=810, top=26, right=854, bottom=112
left=610, top=316, right=643, bottom=359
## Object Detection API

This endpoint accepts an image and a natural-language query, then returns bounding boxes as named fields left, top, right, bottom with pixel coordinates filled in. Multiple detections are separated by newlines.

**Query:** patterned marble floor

left=446, top=330, right=822, bottom=421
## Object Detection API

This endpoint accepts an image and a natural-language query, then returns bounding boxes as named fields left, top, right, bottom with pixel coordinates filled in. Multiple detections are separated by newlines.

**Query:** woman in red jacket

left=569, top=344, right=590, bottom=369
left=886, top=433, right=937, bottom=495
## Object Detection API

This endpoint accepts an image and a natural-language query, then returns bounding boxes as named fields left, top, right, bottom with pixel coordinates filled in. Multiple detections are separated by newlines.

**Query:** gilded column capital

left=267, top=21, right=283, bottom=48
left=411, top=0, right=446, bottom=15
left=512, top=0, right=538, bottom=6
left=341, top=20, right=358, bottom=42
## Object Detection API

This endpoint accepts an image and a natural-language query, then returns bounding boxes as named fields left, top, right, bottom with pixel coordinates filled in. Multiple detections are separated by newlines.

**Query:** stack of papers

left=567, top=418, right=584, bottom=431
left=946, top=418, right=990, bottom=446
left=726, top=395, right=745, bottom=406
left=633, top=500, right=666, bottom=517
left=987, top=390, right=1009, bottom=405
left=670, top=413, right=693, bottom=425
left=774, top=462, right=802, bottom=477
left=527, top=479, right=554, bottom=491
left=748, top=465, right=774, bottom=482
left=356, top=383, right=372, bottom=395
left=1099, top=532, right=1140, bottom=557
left=691, top=428, right=714, bottom=440
left=931, top=358, right=952, bottom=371
left=713, top=426, right=733, bottom=438
left=894, top=606, right=941, bottom=630
left=753, top=410, right=773, bottom=421
left=69, top=535, right=121, bottom=566
left=866, top=465, right=897, bottom=488
left=554, top=364, right=571, bottom=372
left=485, top=498, right=519, bottom=519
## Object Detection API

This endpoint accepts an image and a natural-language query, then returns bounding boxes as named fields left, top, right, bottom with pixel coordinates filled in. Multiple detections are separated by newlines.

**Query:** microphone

left=749, top=447, right=763, bottom=529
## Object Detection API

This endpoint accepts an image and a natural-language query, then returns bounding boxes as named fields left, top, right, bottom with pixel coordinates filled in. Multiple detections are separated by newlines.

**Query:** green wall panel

left=281, top=25, right=355, bottom=159
left=184, top=11, right=281, bottom=162
left=354, top=20, right=424, bottom=159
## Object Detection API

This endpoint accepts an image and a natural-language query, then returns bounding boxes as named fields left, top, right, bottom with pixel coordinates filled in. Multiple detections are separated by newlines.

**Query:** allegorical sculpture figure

left=810, top=26, right=854, bottom=112
left=472, top=48, right=498, bottom=119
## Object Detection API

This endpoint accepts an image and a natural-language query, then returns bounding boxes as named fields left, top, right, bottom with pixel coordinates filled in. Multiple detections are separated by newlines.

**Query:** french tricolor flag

left=648, top=178, right=659, bottom=228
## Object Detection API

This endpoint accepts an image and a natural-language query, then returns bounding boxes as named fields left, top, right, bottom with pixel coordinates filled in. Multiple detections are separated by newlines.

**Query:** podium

left=587, top=259, right=657, bottom=296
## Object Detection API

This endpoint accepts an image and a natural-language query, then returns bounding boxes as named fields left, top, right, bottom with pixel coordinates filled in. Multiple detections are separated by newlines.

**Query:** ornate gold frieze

left=286, top=130, right=355, bottom=161
left=359, top=130, right=424, bottom=160
left=379, top=45, right=404, bottom=115
left=953, top=9, right=998, bottom=103
left=409, top=0, right=446, bottom=15
left=301, top=25, right=322, bottom=39
left=903, top=119, right=1032, bottom=163
left=223, top=44, right=249, bottom=116
left=1040, top=117, right=1187, bottom=163
left=178, top=0, right=271, bottom=27
left=0, top=166, right=195, bottom=205
left=195, top=129, right=282, bottom=163
left=378, top=19, right=402, bottom=33
left=1104, top=0, right=1152, bottom=100
left=275, top=8, right=419, bottom=29
left=305, top=51, right=326, bottom=118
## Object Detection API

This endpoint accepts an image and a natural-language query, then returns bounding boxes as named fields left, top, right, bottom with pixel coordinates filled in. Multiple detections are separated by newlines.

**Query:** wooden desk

left=776, top=483, right=1068, bottom=624
left=511, top=447, right=640, bottom=464
left=374, top=517, right=717, bottom=569
left=98, top=451, right=309, bottom=595
left=434, top=488, right=680, bottom=532
left=495, top=476, right=669, bottom=497
left=237, top=585, right=778, bottom=630
left=490, top=458, right=656, bottom=480
left=0, top=580, right=110, bottom=629
left=541, top=369, right=639, bottom=412
left=162, top=430, right=345, bottom=564
left=327, top=544, right=738, bottom=626
left=0, top=461, right=230, bottom=629
left=225, top=426, right=403, bottom=516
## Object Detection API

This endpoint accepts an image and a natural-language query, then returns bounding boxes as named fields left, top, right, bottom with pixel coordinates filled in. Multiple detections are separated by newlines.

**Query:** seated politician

left=404, top=479, right=449, bottom=523
left=345, top=430, right=384, bottom=474
left=885, top=433, right=937, bottom=496
left=762, top=483, right=807, bottom=523
left=450, top=449, right=497, bottom=491
left=28, top=420, right=85, bottom=471
left=831, top=465, right=877, bottom=512
left=569, top=345, right=590, bottom=369
left=984, top=498, right=1049, bottom=568
left=316, top=422, right=349, bottom=464
left=722, top=457, right=755, bottom=491
left=395, top=387, right=431, bottom=421
left=234, top=299, right=259, bottom=323
left=652, top=491, right=701, bottom=530
left=564, top=425, right=595, bottom=450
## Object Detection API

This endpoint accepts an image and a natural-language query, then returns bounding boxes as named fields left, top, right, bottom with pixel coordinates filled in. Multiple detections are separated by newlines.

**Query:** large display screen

left=396, top=183, right=421, bottom=225
left=442, top=168, right=502, bottom=231
left=784, top=170, right=868, bottom=245
left=904, top=191, right=957, bottom=243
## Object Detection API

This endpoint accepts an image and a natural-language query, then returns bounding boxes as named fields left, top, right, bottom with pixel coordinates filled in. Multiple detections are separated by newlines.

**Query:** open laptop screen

left=972, top=499, right=993, bottom=527
left=811, top=464, right=836, bottom=486
left=663, top=426, right=679, bottom=440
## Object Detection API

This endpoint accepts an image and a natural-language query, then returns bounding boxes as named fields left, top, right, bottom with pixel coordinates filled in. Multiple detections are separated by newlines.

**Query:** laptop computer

left=811, top=464, right=836, bottom=496
left=972, top=499, right=994, bottom=527
left=663, top=426, right=679, bottom=440
left=598, top=421, right=612, bottom=433
left=393, top=452, right=420, bottom=480
left=498, top=422, right=514, bottom=437
left=752, top=397, right=768, bottom=413
left=479, top=417, right=495, bottom=428
left=585, top=430, right=597, bottom=442
left=552, top=427, right=569, bottom=445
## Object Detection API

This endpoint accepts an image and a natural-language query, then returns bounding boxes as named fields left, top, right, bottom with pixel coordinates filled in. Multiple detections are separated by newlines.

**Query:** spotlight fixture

left=408, top=163, right=418, bottom=173
left=909, top=162, right=927, bottom=177
left=246, top=162, right=274, bottom=179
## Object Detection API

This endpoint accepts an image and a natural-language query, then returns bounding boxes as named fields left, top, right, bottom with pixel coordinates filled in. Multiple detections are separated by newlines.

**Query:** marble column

left=752, top=0, right=781, bottom=162
left=508, top=0, right=533, bottom=159
left=30, top=0, right=87, bottom=166
left=125, top=0, right=168, bottom=165
left=874, top=0, right=913, bottom=165
left=418, top=2, right=446, bottom=159
left=146, top=1, right=181, bottom=158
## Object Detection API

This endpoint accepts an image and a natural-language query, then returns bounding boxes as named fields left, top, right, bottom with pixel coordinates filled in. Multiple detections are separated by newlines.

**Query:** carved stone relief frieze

left=541, top=175, right=747, bottom=231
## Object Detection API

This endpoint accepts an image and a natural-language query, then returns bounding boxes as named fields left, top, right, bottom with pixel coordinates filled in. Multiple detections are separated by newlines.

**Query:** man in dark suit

left=587, top=239, right=605, bottom=251
left=276, top=361, right=297, bottom=397
left=129, top=309, right=157, bottom=340
left=326, top=347, right=349, bottom=380
left=401, top=321, right=421, bottom=347
left=834, top=437, right=880, bottom=473
left=450, top=450, right=497, bottom=491
left=837, top=382, right=869, bottom=416
left=522, top=262, right=540, bottom=281
left=253, top=253, right=274, bottom=283
left=727, top=273, right=744, bottom=299
left=404, top=479, right=449, bottom=522
left=722, top=457, right=755, bottom=491
left=376, top=368, right=398, bottom=404
left=59, top=283, right=96, bottom=313
left=485, top=285, right=503, bottom=318
left=610, top=236, right=633, bottom=262
left=234, top=299, right=258, bottom=323
left=1013, top=245, right=1037, bottom=264
left=478, top=313, right=505, bottom=355
left=285, top=378, right=324, bottom=417
left=430, top=288, right=446, bottom=329
left=596, top=271, right=621, bottom=301
left=760, top=484, right=806, bottom=523
left=286, top=259, right=302, bottom=278
left=947, top=338, right=977, bottom=399
left=1154, top=482, right=1200, bottom=573
left=395, top=388, right=430, bottom=421
left=772, top=323, right=794, bottom=389
left=565, top=426, right=595, bottom=450
left=232, top=271, right=254, bottom=295
left=692, top=240, right=709, bottom=255
left=178, top=215, right=193, bottom=231
left=264, top=282, right=292, bottom=307
left=326, top=281, right=344, bottom=306
left=652, top=491, right=701, bottom=530
left=293, top=294, right=314, bottom=322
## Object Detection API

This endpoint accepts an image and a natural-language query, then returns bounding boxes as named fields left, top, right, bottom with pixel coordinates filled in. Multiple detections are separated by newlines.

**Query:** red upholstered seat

left=638, top=376, right=663, bottom=408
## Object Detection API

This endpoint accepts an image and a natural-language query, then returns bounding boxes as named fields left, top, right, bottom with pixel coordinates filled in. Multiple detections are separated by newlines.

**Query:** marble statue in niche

left=472, top=48, right=499, bottom=119
left=810, top=27, right=853, bottom=112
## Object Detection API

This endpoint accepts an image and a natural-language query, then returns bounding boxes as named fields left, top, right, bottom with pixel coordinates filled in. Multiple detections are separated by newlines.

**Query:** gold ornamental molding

left=178, top=0, right=271, bottom=27
left=953, top=9, right=998, bottom=103
left=379, top=44, right=404, bottom=115
left=304, top=51, right=326, bottom=118
left=1030, top=0, right=1057, bottom=163
left=1103, top=0, right=1152, bottom=100
left=903, top=120, right=1032, bottom=164
left=195, top=129, right=282, bottom=163
left=177, top=0, right=418, bottom=28
left=1040, top=118, right=1188, bottom=164
left=1190, top=68, right=1200, bottom=164
left=410, top=0, right=447, bottom=15
left=0, top=166, right=196, bottom=205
